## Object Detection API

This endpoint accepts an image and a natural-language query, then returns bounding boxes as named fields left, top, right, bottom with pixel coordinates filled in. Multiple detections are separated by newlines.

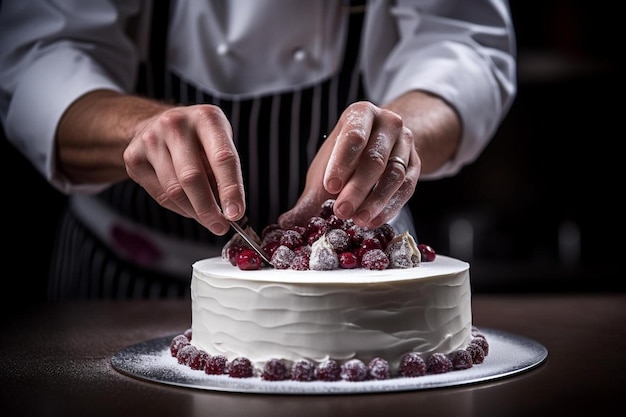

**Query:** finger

left=323, top=102, right=375, bottom=195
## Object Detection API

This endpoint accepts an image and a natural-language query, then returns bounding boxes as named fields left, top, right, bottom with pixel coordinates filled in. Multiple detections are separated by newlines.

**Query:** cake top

left=193, top=255, right=468, bottom=284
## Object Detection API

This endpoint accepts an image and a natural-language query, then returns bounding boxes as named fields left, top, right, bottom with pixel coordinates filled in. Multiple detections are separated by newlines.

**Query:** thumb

left=278, top=191, right=336, bottom=229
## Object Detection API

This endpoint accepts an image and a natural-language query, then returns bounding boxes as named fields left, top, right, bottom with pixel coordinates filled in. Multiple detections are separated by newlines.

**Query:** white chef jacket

left=0, top=0, right=516, bottom=195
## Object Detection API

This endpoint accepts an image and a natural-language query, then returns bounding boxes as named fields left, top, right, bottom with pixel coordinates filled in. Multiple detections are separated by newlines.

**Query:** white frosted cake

left=190, top=254, right=472, bottom=374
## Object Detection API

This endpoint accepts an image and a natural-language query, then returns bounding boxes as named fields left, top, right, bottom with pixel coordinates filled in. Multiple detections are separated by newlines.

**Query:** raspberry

left=176, top=344, right=197, bottom=365
left=169, top=334, right=190, bottom=357
left=340, top=359, right=368, bottom=382
left=228, top=356, right=255, bottom=378
left=306, top=216, right=328, bottom=236
left=319, top=199, right=335, bottom=219
left=316, top=359, right=341, bottom=381
left=262, top=358, right=289, bottom=381
left=271, top=245, right=296, bottom=269
left=205, top=355, right=228, bottom=375
left=427, top=352, right=453, bottom=374
left=466, top=343, right=485, bottom=364
left=326, top=214, right=344, bottom=229
left=280, top=229, right=305, bottom=249
left=398, top=352, right=427, bottom=377
left=189, top=349, right=211, bottom=370
left=360, top=248, right=389, bottom=270
left=291, top=359, right=316, bottom=382
left=377, top=224, right=395, bottom=247
left=448, top=349, right=473, bottom=370
left=368, top=357, right=390, bottom=380
left=326, top=228, right=349, bottom=252
left=471, top=336, right=489, bottom=356
left=338, top=251, right=358, bottom=269
left=291, top=254, right=310, bottom=270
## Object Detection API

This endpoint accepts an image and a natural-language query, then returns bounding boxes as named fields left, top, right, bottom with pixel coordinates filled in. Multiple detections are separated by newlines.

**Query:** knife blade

left=229, top=219, right=274, bottom=267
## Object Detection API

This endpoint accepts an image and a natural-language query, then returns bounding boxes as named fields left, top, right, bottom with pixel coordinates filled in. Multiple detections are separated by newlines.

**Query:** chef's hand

left=124, top=104, right=246, bottom=235
left=279, top=101, right=420, bottom=229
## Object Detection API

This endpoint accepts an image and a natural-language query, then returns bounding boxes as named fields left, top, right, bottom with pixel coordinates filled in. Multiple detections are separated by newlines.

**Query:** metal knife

left=229, top=219, right=274, bottom=267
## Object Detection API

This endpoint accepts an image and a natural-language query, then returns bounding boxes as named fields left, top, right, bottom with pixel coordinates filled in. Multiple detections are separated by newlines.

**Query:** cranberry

left=262, top=240, right=281, bottom=259
left=262, top=358, right=289, bottom=381
left=291, top=359, right=316, bottom=382
left=316, top=359, right=341, bottom=381
left=399, top=352, right=427, bottom=377
left=228, top=356, right=255, bottom=378
left=236, top=248, right=263, bottom=270
left=338, top=251, right=358, bottom=269
left=326, top=214, right=344, bottom=229
left=346, top=224, right=365, bottom=246
left=169, top=334, right=190, bottom=357
left=418, top=244, right=436, bottom=262
left=471, top=336, right=489, bottom=356
left=319, top=199, right=335, bottom=219
left=306, top=216, right=328, bottom=236
left=225, top=244, right=243, bottom=266
left=368, top=357, right=391, bottom=380
left=205, top=355, right=229, bottom=375
left=427, top=352, right=453, bottom=374
left=449, top=350, right=473, bottom=370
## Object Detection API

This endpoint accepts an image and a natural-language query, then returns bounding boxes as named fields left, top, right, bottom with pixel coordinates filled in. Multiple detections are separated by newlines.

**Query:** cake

left=170, top=200, right=488, bottom=382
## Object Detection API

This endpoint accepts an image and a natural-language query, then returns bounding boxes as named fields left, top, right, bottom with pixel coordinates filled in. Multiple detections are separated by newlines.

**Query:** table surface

left=1, top=293, right=624, bottom=417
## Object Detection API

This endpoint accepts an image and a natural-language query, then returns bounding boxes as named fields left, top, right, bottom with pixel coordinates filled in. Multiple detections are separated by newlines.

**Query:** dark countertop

left=1, top=293, right=624, bottom=417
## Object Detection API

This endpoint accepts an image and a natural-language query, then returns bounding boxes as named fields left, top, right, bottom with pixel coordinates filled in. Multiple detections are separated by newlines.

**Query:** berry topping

left=176, top=344, right=197, bottom=365
left=169, top=334, right=190, bottom=357
left=261, top=358, right=289, bottom=381
left=470, top=336, right=490, bottom=356
left=338, top=251, right=359, bottom=269
left=291, top=359, right=316, bottom=382
left=448, top=349, right=473, bottom=370
left=183, top=328, right=193, bottom=340
left=189, top=349, right=211, bottom=370
left=280, top=229, right=304, bottom=249
left=368, top=357, right=391, bottom=380
left=228, top=356, right=255, bottom=378
left=466, top=343, right=485, bottom=365
left=326, top=228, right=350, bottom=252
left=236, top=248, right=263, bottom=270
left=319, top=199, right=335, bottom=219
left=360, top=248, right=389, bottom=270
left=271, top=245, right=296, bottom=269
left=418, top=244, right=436, bottom=262
left=316, top=359, right=342, bottom=382
left=427, top=352, right=453, bottom=374
left=399, top=352, right=427, bottom=377
left=205, top=355, right=229, bottom=375
left=340, top=359, right=368, bottom=382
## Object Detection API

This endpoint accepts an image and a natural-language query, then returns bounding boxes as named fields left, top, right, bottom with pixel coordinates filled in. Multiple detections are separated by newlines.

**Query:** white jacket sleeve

left=0, top=0, right=147, bottom=194
left=362, top=0, right=517, bottom=179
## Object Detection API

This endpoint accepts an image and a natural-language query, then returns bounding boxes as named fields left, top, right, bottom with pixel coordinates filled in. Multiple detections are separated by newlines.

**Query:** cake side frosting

left=191, top=255, right=472, bottom=371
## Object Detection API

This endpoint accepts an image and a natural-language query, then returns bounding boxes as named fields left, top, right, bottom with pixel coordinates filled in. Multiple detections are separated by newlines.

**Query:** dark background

left=2, top=1, right=622, bottom=304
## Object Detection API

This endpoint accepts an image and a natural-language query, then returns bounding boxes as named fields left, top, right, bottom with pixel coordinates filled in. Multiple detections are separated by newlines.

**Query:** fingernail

left=326, top=178, right=342, bottom=193
left=224, top=202, right=240, bottom=218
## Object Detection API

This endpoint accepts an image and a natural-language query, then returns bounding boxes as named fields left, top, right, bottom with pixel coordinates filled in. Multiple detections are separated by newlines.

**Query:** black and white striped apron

left=48, top=2, right=367, bottom=300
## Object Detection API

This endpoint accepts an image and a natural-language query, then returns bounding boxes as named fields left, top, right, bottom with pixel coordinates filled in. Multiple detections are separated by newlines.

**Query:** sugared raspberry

left=280, top=229, right=305, bottom=249
left=306, top=216, right=328, bottom=236
left=368, top=357, right=391, bottom=380
left=471, top=336, right=489, bottom=356
left=271, top=245, right=296, bottom=269
left=189, top=349, right=211, bottom=370
left=427, top=352, right=453, bottom=374
left=261, top=358, right=289, bottom=381
left=319, top=199, right=335, bottom=219
left=399, top=352, right=427, bottom=377
left=169, top=334, right=190, bottom=357
left=316, top=359, right=341, bottom=381
left=291, top=359, right=316, bottom=382
left=176, top=344, right=197, bottom=365
left=228, top=356, right=255, bottom=378
left=360, top=248, right=389, bottom=270
left=346, top=224, right=365, bottom=246
left=291, top=254, right=310, bottom=270
left=326, top=228, right=349, bottom=252
left=340, top=359, right=368, bottom=382
left=377, top=224, right=395, bottom=247
left=205, top=355, right=228, bottom=375
left=448, top=350, right=473, bottom=370
left=326, top=214, right=344, bottom=229
left=466, top=343, right=485, bottom=364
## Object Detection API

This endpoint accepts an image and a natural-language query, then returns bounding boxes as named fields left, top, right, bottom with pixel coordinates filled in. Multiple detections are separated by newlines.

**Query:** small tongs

left=229, top=218, right=273, bottom=267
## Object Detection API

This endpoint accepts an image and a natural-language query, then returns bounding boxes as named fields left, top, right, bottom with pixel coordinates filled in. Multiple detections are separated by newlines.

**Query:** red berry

left=368, top=357, right=390, bottom=380
left=176, top=344, right=197, bottom=365
left=291, top=359, right=316, bottom=382
left=338, top=251, right=358, bottom=269
left=189, top=350, right=211, bottom=370
left=471, top=336, right=489, bottom=356
left=418, top=244, right=436, bottom=262
left=466, top=343, right=485, bottom=364
left=340, top=359, right=368, bottom=382
left=399, top=352, right=427, bottom=377
left=262, top=358, right=289, bottom=381
left=360, top=249, right=389, bottom=270
left=169, top=334, right=190, bottom=357
left=228, top=356, right=255, bottom=378
left=449, top=350, right=473, bottom=370
left=427, top=352, right=453, bottom=374
left=316, top=359, right=341, bottom=381
left=236, top=248, right=263, bottom=270
left=205, top=355, right=228, bottom=375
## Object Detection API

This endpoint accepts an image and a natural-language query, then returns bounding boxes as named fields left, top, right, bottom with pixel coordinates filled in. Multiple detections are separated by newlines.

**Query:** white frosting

left=191, top=255, right=472, bottom=372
